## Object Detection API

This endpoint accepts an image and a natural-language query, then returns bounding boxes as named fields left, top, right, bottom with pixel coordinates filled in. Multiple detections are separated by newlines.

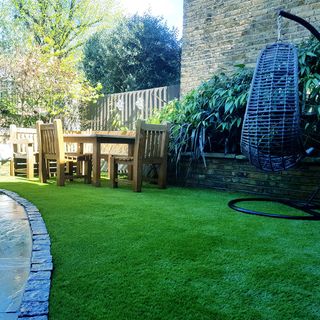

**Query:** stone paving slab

left=0, top=194, right=31, bottom=316
left=0, top=219, right=31, bottom=259
left=0, top=190, right=52, bottom=319
left=0, top=259, right=30, bottom=313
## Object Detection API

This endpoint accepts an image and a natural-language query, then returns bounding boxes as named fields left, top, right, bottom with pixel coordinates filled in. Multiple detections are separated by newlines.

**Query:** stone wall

left=181, top=0, right=320, bottom=95
left=170, top=153, right=320, bottom=201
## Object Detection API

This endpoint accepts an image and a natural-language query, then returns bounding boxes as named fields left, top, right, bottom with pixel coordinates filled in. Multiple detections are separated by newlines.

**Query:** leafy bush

left=299, top=37, right=320, bottom=150
left=155, top=67, right=253, bottom=165
left=156, top=37, right=320, bottom=165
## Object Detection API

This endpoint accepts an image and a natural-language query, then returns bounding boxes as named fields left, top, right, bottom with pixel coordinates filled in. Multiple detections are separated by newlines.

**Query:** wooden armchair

left=9, top=125, right=38, bottom=179
left=36, top=119, right=92, bottom=186
left=110, top=120, right=169, bottom=192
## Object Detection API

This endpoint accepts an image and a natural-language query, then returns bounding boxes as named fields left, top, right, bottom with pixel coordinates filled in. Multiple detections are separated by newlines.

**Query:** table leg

left=92, top=141, right=101, bottom=187
left=127, top=144, right=134, bottom=180
left=77, top=143, right=84, bottom=175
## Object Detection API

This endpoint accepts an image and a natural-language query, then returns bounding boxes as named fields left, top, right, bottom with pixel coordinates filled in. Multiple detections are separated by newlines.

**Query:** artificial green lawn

left=1, top=176, right=320, bottom=320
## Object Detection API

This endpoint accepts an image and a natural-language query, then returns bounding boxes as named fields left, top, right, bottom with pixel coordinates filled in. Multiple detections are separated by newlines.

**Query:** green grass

left=1, top=176, right=320, bottom=320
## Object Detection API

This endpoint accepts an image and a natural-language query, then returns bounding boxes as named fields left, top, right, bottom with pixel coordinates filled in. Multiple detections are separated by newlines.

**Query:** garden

left=0, top=0, right=320, bottom=319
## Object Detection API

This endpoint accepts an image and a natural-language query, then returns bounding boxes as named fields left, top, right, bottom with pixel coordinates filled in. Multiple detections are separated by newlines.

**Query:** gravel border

left=0, top=189, right=52, bottom=320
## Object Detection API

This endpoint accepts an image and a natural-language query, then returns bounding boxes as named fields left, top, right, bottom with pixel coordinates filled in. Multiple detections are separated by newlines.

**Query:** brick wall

left=181, top=0, right=320, bottom=95
left=170, top=153, right=320, bottom=201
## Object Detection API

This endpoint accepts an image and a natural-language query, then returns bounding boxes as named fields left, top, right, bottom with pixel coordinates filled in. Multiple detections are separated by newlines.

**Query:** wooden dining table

left=63, top=133, right=135, bottom=187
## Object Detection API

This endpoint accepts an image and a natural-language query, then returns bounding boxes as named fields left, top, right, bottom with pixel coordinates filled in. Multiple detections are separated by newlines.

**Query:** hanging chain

left=277, top=14, right=282, bottom=41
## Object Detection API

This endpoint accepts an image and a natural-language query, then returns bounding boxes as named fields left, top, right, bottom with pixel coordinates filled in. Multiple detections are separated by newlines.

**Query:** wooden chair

left=36, top=119, right=92, bottom=186
left=9, top=125, right=38, bottom=179
left=110, top=120, right=169, bottom=192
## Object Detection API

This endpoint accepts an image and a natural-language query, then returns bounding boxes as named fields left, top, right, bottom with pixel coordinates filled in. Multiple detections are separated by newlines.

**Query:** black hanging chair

left=241, top=42, right=305, bottom=172
left=228, top=10, right=320, bottom=220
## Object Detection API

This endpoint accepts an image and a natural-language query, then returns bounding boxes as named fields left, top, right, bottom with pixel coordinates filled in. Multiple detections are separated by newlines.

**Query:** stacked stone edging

left=0, top=190, right=52, bottom=320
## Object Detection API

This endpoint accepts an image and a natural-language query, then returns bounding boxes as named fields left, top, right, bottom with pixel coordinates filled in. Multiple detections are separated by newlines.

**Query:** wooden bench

left=9, top=125, right=38, bottom=179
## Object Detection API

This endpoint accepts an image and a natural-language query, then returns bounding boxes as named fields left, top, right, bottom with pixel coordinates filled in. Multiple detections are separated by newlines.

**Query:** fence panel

left=85, top=85, right=180, bottom=130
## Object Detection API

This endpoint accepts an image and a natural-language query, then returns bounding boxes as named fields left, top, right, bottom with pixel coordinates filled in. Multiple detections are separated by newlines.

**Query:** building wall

left=181, top=0, right=320, bottom=95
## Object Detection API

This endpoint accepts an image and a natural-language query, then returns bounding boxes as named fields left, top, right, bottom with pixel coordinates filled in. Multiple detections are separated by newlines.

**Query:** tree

left=10, top=0, right=119, bottom=57
left=83, top=13, right=181, bottom=93
left=0, top=47, right=101, bottom=127
left=0, top=0, right=28, bottom=53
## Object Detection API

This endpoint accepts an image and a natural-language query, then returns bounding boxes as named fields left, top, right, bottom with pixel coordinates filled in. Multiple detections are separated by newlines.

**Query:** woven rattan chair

left=241, top=42, right=305, bottom=172
left=229, top=10, right=320, bottom=220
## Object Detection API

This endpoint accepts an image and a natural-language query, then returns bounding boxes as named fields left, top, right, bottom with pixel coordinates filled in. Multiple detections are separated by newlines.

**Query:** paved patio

left=0, top=194, right=32, bottom=319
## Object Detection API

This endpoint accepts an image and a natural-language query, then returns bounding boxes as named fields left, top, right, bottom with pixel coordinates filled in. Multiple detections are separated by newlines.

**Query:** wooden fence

left=85, top=85, right=180, bottom=130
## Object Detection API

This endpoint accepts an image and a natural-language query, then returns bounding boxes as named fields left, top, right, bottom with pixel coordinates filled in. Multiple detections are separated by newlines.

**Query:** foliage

left=0, top=0, right=114, bottom=127
left=10, top=0, right=119, bottom=57
left=298, top=37, right=320, bottom=150
left=156, top=37, right=320, bottom=165
left=0, top=47, right=102, bottom=127
left=83, top=13, right=181, bottom=94
left=156, top=67, right=253, bottom=165
left=0, top=0, right=29, bottom=53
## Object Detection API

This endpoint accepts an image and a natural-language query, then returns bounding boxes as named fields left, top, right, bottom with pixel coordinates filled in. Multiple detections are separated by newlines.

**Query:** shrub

left=156, top=37, right=320, bottom=165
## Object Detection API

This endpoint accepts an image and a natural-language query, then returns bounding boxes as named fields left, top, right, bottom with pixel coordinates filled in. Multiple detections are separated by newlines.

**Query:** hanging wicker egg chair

left=241, top=42, right=304, bottom=172
left=228, top=10, right=320, bottom=220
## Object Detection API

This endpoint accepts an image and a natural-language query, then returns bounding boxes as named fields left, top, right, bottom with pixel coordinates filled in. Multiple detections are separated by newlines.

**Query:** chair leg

left=26, top=146, right=34, bottom=179
left=84, top=157, right=92, bottom=184
left=76, top=160, right=82, bottom=176
left=26, top=157, right=34, bottom=180
left=107, top=154, right=111, bottom=179
left=158, top=161, right=167, bottom=189
left=67, top=161, right=74, bottom=181
left=9, top=159, right=15, bottom=176
left=39, top=157, right=47, bottom=183
left=133, top=161, right=142, bottom=192
left=127, top=164, right=133, bottom=181
left=110, top=156, right=118, bottom=188
left=56, top=163, right=65, bottom=186
left=46, top=160, right=51, bottom=178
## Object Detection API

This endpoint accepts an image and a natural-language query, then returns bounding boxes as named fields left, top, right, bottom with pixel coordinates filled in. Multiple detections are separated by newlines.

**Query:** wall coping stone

left=181, top=152, right=320, bottom=163
left=0, top=189, right=52, bottom=320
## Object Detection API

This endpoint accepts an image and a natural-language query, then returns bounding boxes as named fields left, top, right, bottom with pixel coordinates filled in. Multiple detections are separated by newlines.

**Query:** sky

left=120, top=0, right=183, bottom=37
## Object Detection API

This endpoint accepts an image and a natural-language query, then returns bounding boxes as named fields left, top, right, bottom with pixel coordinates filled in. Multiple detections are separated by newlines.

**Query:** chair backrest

left=36, top=119, right=65, bottom=161
left=134, top=120, right=169, bottom=164
left=9, top=125, right=38, bottom=154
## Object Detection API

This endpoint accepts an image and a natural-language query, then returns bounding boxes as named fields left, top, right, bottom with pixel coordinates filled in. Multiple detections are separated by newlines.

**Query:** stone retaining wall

left=170, top=153, right=320, bottom=200
left=181, top=0, right=320, bottom=94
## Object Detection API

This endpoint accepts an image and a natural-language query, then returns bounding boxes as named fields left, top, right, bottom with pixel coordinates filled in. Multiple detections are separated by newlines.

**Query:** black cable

left=228, top=198, right=320, bottom=220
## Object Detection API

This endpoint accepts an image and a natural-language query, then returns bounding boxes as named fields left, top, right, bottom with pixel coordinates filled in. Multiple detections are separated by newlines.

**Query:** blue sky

left=120, top=0, right=183, bottom=37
